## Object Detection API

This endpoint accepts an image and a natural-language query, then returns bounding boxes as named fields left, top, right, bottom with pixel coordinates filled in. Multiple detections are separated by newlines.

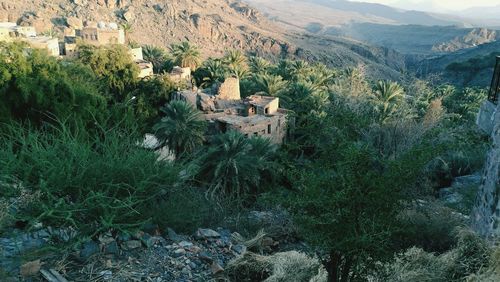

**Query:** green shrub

left=0, top=123, right=179, bottom=236
left=397, top=201, right=467, bottom=253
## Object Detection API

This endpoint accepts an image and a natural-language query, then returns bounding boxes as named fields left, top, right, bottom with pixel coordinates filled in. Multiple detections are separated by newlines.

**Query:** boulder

left=106, top=0, right=116, bottom=9
left=20, top=260, right=41, bottom=277
left=123, top=8, right=135, bottom=22
left=121, top=240, right=142, bottom=250
left=198, top=92, right=216, bottom=112
left=195, top=228, right=220, bottom=239
left=66, top=16, right=83, bottom=29
left=211, top=262, right=224, bottom=274
left=80, top=241, right=100, bottom=259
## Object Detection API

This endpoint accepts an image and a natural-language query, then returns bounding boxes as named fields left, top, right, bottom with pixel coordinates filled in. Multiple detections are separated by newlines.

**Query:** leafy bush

left=0, top=123, right=179, bottom=236
left=0, top=42, right=106, bottom=126
left=442, top=87, right=487, bottom=122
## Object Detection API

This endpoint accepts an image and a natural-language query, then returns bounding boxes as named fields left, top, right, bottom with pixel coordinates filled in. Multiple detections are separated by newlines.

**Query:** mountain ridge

left=0, top=0, right=406, bottom=80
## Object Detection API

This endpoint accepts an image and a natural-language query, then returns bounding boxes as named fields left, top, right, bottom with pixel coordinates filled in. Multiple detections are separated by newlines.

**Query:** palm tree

left=194, top=131, right=276, bottom=201
left=254, top=73, right=287, bottom=96
left=143, top=45, right=168, bottom=73
left=373, top=80, right=405, bottom=121
left=153, top=101, right=206, bottom=158
left=306, top=63, right=336, bottom=90
left=274, top=59, right=294, bottom=80
left=170, top=41, right=201, bottom=70
left=230, top=65, right=250, bottom=80
left=249, top=56, right=271, bottom=74
left=290, top=60, right=310, bottom=80
left=121, top=23, right=133, bottom=44
left=223, top=49, right=247, bottom=71
left=197, top=58, right=228, bottom=88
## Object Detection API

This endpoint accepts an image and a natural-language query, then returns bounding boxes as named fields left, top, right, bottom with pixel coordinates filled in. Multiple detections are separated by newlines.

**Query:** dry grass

left=226, top=251, right=327, bottom=282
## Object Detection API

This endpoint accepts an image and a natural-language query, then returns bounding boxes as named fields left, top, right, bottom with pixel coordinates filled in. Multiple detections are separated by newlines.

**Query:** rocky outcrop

left=471, top=101, right=500, bottom=238
left=433, top=28, right=499, bottom=53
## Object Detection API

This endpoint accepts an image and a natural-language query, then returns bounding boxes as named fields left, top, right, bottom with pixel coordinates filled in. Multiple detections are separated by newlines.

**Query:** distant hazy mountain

left=460, top=5, right=500, bottom=20
left=245, top=0, right=469, bottom=27
left=458, top=5, right=500, bottom=28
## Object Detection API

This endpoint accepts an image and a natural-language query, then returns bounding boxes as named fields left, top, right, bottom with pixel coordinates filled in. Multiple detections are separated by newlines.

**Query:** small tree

left=193, top=131, right=278, bottom=203
left=288, top=142, right=433, bottom=281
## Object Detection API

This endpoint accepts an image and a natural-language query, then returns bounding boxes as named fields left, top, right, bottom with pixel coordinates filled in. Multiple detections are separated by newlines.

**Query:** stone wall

left=471, top=100, right=500, bottom=238
left=217, top=77, right=240, bottom=100
left=477, top=101, right=499, bottom=135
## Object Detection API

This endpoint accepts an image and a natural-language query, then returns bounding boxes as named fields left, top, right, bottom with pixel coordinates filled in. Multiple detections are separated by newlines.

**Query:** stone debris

left=0, top=226, right=253, bottom=281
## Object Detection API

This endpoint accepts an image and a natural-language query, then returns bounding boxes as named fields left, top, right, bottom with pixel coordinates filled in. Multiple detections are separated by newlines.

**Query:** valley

left=1, top=1, right=499, bottom=281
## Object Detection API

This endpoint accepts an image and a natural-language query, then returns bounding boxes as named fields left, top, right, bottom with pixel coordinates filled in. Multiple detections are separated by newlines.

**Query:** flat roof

left=24, top=36, right=57, bottom=43
left=215, top=114, right=272, bottom=126
left=246, top=95, right=278, bottom=107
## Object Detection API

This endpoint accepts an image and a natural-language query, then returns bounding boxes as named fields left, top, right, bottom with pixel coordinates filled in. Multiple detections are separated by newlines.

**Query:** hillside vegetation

left=1, top=38, right=497, bottom=281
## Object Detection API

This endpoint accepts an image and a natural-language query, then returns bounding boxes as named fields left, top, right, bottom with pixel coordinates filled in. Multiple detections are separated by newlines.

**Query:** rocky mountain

left=432, top=28, right=499, bottom=53
left=415, top=40, right=500, bottom=86
left=332, top=24, right=500, bottom=56
left=0, top=0, right=292, bottom=58
left=0, top=0, right=406, bottom=80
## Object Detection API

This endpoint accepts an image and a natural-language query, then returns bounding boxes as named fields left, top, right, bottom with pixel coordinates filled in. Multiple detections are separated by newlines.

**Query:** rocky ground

left=0, top=211, right=302, bottom=281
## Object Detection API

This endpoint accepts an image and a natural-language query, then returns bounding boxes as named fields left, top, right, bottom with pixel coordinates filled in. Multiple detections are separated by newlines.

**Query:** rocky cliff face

left=0, top=0, right=406, bottom=79
left=471, top=101, right=500, bottom=238
left=432, top=28, right=499, bottom=53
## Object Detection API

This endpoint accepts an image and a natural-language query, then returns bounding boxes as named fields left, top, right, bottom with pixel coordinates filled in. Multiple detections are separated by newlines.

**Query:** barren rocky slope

left=0, top=0, right=404, bottom=80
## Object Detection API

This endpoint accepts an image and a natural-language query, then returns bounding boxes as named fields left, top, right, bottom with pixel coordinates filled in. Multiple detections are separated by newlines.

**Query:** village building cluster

left=0, top=20, right=154, bottom=79
left=173, top=76, right=290, bottom=144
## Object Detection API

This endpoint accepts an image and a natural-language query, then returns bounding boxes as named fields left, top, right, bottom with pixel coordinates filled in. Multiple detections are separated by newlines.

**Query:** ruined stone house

left=172, top=76, right=290, bottom=144
left=168, top=66, right=192, bottom=83
left=0, top=22, right=59, bottom=56
left=79, top=24, right=125, bottom=46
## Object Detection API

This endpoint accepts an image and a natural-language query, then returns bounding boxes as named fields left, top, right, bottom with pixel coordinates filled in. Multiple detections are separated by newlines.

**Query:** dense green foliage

left=190, top=131, right=278, bottom=204
left=0, top=42, right=106, bottom=126
left=0, top=123, right=179, bottom=236
left=0, top=40, right=493, bottom=281
left=153, top=100, right=207, bottom=157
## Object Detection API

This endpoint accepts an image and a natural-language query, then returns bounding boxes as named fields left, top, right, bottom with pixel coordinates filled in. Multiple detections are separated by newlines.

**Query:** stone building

left=0, top=22, right=59, bottom=56
left=0, top=26, right=10, bottom=42
left=128, top=47, right=154, bottom=78
left=173, top=76, right=290, bottom=144
left=168, top=66, right=192, bottom=83
left=80, top=24, right=124, bottom=46
left=22, top=36, right=60, bottom=56
left=136, top=60, right=154, bottom=78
